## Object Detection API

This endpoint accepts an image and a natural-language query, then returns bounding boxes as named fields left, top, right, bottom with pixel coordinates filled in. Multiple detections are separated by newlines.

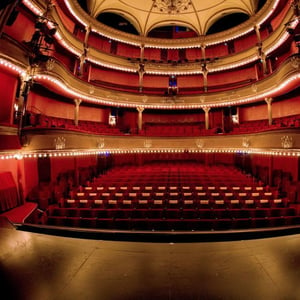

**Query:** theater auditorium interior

left=1, top=0, right=300, bottom=299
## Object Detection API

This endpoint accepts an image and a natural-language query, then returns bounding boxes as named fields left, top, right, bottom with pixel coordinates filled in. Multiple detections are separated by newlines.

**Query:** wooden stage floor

left=1, top=217, right=300, bottom=300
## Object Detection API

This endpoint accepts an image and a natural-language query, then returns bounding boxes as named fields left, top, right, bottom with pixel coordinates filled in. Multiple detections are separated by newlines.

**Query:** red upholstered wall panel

left=273, top=157, right=298, bottom=182
left=88, top=34, right=111, bottom=53
left=50, top=156, right=75, bottom=182
left=177, top=75, right=204, bottom=88
left=271, top=3, right=290, bottom=31
left=4, top=9, right=35, bottom=42
left=0, top=161, right=19, bottom=192
left=0, top=71, right=18, bottom=124
left=234, top=32, right=257, bottom=53
left=208, top=67, right=255, bottom=86
left=23, top=158, right=39, bottom=199
left=27, top=91, right=109, bottom=123
left=206, top=43, right=228, bottom=58
left=90, top=67, right=139, bottom=86
left=50, top=155, right=97, bottom=182
left=272, top=97, right=300, bottom=118
left=143, top=74, right=169, bottom=88
left=117, top=43, right=140, bottom=58
left=251, top=155, right=298, bottom=186
left=209, top=109, right=223, bottom=129
left=0, top=135, right=21, bottom=150
left=0, top=158, right=38, bottom=202
left=239, top=97, right=300, bottom=122
left=142, top=111, right=204, bottom=123
left=52, top=46, right=75, bottom=71
left=239, top=103, right=267, bottom=122
left=144, top=48, right=161, bottom=61
left=0, top=172, right=20, bottom=212
left=186, top=48, right=202, bottom=61
left=27, top=92, right=74, bottom=119
left=167, top=49, right=179, bottom=61
left=260, top=27, right=270, bottom=41
left=119, top=110, right=137, bottom=131
left=79, top=106, right=110, bottom=123
left=55, top=4, right=76, bottom=34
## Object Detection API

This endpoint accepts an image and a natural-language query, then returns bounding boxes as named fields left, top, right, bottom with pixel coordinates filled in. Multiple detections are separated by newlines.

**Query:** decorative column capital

left=74, top=99, right=82, bottom=107
left=265, top=97, right=273, bottom=125
left=202, top=106, right=210, bottom=130
left=137, top=106, right=145, bottom=113
left=85, top=25, right=91, bottom=33
left=265, top=97, right=273, bottom=105
left=202, top=106, right=211, bottom=113
left=254, top=24, right=260, bottom=31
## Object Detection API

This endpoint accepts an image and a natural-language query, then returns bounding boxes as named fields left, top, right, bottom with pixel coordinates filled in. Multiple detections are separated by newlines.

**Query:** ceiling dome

left=77, top=0, right=267, bottom=37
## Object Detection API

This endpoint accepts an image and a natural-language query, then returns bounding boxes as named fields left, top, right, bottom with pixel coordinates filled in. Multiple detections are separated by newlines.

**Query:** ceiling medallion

left=153, top=0, right=192, bottom=14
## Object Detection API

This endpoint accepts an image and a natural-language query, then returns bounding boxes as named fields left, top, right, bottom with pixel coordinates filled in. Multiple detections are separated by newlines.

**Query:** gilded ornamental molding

left=22, top=127, right=300, bottom=152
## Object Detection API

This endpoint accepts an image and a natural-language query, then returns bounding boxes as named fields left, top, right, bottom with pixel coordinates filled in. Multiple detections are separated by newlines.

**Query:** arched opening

left=148, top=25, right=197, bottom=39
left=97, top=12, right=139, bottom=35
left=77, top=0, right=88, bottom=12
left=206, top=13, right=249, bottom=35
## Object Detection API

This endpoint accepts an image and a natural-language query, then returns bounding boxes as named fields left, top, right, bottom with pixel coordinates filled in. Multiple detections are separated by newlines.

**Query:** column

left=202, top=63, right=208, bottom=92
left=140, top=43, right=145, bottom=61
left=254, top=25, right=261, bottom=44
left=84, top=25, right=91, bottom=48
left=74, top=99, right=82, bottom=126
left=257, top=44, right=268, bottom=74
left=138, top=63, right=145, bottom=92
left=200, top=44, right=206, bottom=59
left=261, top=51, right=268, bottom=74
left=265, top=97, right=273, bottom=125
left=202, top=107, right=211, bottom=130
left=137, top=106, right=144, bottom=132
left=78, top=49, right=87, bottom=77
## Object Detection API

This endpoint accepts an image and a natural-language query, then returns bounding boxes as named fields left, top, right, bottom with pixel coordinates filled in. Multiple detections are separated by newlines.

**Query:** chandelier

left=153, top=0, right=192, bottom=14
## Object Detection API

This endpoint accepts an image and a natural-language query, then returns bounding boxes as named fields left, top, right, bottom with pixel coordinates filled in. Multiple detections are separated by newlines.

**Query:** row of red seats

left=72, top=190, right=277, bottom=202
left=76, top=185, right=269, bottom=194
left=84, top=179, right=259, bottom=185
left=26, top=113, right=122, bottom=135
left=26, top=112, right=300, bottom=137
left=59, top=197, right=287, bottom=210
left=47, top=214, right=300, bottom=231
left=49, top=207, right=295, bottom=220
left=232, top=114, right=300, bottom=134
left=95, top=163, right=252, bottom=174
left=92, top=167, right=256, bottom=189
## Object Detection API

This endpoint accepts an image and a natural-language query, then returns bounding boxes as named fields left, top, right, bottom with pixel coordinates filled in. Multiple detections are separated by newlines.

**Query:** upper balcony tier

left=20, top=0, right=298, bottom=75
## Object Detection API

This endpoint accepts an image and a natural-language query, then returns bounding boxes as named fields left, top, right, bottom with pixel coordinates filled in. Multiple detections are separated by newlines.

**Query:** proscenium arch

left=146, top=20, right=200, bottom=37
left=203, top=8, right=251, bottom=35
left=96, top=10, right=142, bottom=35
